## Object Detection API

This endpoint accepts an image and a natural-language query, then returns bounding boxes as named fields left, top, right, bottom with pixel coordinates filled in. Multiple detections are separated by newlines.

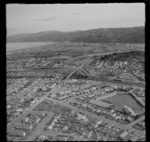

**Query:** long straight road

left=7, top=77, right=145, bottom=141
left=55, top=98, right=145, bottom=136
left=84, top=75, right=145, bottom=87
left=25, top=101, right=56, bottom=141
left=76, top=49, right=144, bottom=59
left=66, top=49, right=145, bottom=81
left=126, top=116, right=145, bottom=128
left=43, top=97, right=145, bottom=136
left=66, top=56, right=92, bottom=80
left=15, top=79, right=44, bottom=97
left=7, top=79, right=46, bottom=127
left=7, top=94, right=49, bottom=129
left=7, top=48, right=145, bottom=141
left=129, top=90, right=145, bottom=107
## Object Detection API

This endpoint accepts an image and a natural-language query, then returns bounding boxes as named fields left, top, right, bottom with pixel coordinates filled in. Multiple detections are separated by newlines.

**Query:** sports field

left=105, top=93, right=143, bottom=113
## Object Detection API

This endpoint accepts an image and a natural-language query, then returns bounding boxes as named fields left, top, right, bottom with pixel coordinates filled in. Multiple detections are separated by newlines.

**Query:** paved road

left=7, top=81, right=145, bottom=141
left=97, top=92, right=117, bottom=100
left=7, top=94, right=49, bottom=129
left=31, top=94, right=128, bottom=131
left=129, top=90, right=145, bottom=107
left=63, top=89, right=117, bottom=103
left=36, top=49, right=145, bottom=137
left=15, top=79, right=43, bottom=97
left=7, top=48, right=145, bottom=140
left=55, top=98, right=145, bottom=136
left=44, top=97, right=145, bottom=136
left=77, top=49, right=144, bottom=59
left=7, top=49, right=144, bottom=60
left=66, top=56, right=92, bottom=80
left=79, top=51, right=145, bottom=88
left=25, top=102, right=56, bottom=141
left=126, top=116, right=145, bottom=128
left=85, top=75, right=145, bottom=87
left=63, top=89, right=102, bottom=103
left=7, top=79, right=46, bottom=127
left=27, top=131, right=87, bottom=141
left=67, top=49, right=146, bottom=81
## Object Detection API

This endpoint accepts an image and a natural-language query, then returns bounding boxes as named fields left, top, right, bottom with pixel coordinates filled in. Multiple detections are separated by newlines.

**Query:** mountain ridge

left=7, top=26, right=145, bottom=43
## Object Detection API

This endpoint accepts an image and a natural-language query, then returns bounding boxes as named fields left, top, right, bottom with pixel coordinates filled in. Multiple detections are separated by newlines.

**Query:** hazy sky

left=6, top=3, right=145, bottom=36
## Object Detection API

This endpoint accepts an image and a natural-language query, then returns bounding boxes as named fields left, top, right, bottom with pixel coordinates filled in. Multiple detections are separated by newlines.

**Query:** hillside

left=7, top=26, right=145, bottom=43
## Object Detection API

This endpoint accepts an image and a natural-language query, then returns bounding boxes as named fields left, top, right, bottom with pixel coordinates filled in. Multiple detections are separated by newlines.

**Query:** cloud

left=35, top=17, right=56, bottom=22
left=72, top=12, right=82, bottom=15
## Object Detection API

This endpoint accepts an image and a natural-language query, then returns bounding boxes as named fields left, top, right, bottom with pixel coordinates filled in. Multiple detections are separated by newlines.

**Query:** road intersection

left=7, top=49, right=145, bottom=141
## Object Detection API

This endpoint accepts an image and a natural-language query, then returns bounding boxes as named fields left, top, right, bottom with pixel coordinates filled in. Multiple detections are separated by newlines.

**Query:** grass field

left=33, top=99, right=54, bottom=112
left=105, top=93, right=143, bottom=113
left=52, top=104, right=71, bottom=114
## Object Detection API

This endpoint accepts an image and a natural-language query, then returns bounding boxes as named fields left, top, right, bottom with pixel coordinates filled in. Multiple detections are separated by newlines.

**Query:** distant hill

left=7, top=26, right=145, bottom=43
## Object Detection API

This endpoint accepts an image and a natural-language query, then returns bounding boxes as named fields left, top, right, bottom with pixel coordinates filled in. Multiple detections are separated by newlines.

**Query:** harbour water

left=6, top=42, right=55, bottom=52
